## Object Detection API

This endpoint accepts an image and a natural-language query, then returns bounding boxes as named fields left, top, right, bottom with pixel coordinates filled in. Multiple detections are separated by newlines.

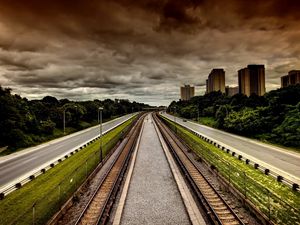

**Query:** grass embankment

left=194, top=116, right=300, bottom=153
left=0, top=116, right=136, bottom=225
left=161, top=116, right=300, bottom=225
left=196, top=116, right=218, bottom=127
left=182, top=114, right=300, bottom=154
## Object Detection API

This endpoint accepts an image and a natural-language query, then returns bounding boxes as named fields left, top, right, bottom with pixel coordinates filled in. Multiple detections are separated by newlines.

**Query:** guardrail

left=0, top=115, right=136, bottom=200
left=163, top=114, right=299, bottom=191
left=160, top=114, right=300, bottom=225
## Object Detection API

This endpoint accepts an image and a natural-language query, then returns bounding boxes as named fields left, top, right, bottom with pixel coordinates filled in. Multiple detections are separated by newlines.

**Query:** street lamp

left=173, top=106, right=177, bottom=123
left=98, top=107, right=104, bottom=162
left=173, top=106, right=177, bottom=134
left=63, top=105, right=77, bottom=135
left=197, top=103, right=200, bottom=123
left=98, top=106, right=103, bottom=124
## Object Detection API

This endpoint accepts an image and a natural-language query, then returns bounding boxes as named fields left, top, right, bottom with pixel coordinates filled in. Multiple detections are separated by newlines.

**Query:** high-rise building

left=180, top=85, right=195, bottom=101
left=238, top=68, right=250, bottom=96
left=238, top=64, right=265, bottom=96
left=281, top=70, right=300, bottom=87
left=225, top=86, right=239, bottom=96
left=206, top=69, right=225, bottom=93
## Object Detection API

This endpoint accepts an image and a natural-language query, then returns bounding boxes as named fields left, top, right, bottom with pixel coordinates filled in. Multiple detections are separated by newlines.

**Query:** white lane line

left=0, top=114, right=137, bottom=192
left=112, top=117, right=145, bottom=225
left=162, top=114, right=300, bottom=184
left=153, top=115, right=206, bottom=225
left=186, top=120, right=300, bottom=159
left=166, top=113, right=300, bottom=159
left=0, top=113, right=136, bottom=163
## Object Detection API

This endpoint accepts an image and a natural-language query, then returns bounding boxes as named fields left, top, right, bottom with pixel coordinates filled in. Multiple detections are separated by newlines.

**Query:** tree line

left=168, top=84, right=300, bottom=148
left=0, top=86, right=150, bottom=154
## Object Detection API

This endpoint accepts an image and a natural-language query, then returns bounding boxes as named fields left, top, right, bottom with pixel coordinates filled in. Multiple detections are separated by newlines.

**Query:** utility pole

left=99, top=107, right=103, bottom=162
left=63, top=105, right=77, bottom=135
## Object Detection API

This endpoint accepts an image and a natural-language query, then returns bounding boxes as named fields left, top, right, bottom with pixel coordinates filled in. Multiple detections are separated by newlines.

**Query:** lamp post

left=197, top=104, right=200, bottom=123
left=98, top=107, right=103, bottom=162
left=63, top=105, right=77, bottom=135
left=63, top=109, right=66, bottom=135
left=173, top=106, right=177, bottom=123
left=98, top=106, right=103, bottom=124
left=173, top=106, right=177, bottom=134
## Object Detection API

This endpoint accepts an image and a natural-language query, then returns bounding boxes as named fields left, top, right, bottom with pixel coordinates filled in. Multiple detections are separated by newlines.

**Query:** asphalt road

left=0, top=114, right=135, bottom=187
left=163, top=113, right=300, bottom=182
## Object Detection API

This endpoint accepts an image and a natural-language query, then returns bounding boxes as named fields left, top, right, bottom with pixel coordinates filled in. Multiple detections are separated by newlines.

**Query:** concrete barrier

left=162, top=114, right=299, bottom=191
left=0, top=115, right=135, bottom=199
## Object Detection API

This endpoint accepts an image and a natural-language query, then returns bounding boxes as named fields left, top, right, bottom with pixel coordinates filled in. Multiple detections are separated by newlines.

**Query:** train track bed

left=56, top=114, right=145, bottom=225
left=55, top=134, right=131, bottom=225
left=74, top=115, right=144, bottom=225
left=116, top=114, right=191, bottom=225
left=185, top=157, right=258, bottom=225
left=154, top=113, right=256, bottom=225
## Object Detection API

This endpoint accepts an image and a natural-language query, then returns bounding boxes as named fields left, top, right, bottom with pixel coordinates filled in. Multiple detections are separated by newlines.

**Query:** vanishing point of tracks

left=74, top=112, right=244, bottom=225
left=153, top=113, right=245, bottom=225
left=74, top=114, right=145, bottom=225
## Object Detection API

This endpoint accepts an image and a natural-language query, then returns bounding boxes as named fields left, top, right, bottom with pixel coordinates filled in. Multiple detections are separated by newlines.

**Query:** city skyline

left=180, top=84, right=195, bottom=101
left=0, top=0, right=300, bottom=106
left=281, top=70, right=300, bottom=87
left=206, top=68, right=225, bottom=94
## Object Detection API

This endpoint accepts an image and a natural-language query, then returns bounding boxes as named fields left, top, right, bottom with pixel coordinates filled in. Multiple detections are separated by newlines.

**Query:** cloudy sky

left=0, top=0, right=299, bottom=106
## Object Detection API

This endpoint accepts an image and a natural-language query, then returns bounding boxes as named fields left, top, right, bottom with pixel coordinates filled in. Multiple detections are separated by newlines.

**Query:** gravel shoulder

left=120, top=115, right=191, bottom=225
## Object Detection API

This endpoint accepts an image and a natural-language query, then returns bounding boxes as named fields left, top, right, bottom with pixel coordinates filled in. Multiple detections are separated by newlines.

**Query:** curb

left=0, top=114, right=136, bottom=200
left=162, top=114, right=300, bottom=191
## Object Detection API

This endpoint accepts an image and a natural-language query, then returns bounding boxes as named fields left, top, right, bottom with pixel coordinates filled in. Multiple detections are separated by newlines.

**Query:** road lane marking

left=162, top=113, right=300, bottom=184
left=0, top=113, right=136, bottom=163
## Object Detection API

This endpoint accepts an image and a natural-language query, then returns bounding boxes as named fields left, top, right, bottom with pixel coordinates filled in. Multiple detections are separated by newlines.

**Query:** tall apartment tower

left=206, top=69, right=225, bottom=93
left=225, top=86, right=239, bottom=96
left=238, top=65, right=265, bottom=96
left=180, top=85, right=195, bottom=101
left=281, top=70, right=300, bottom=87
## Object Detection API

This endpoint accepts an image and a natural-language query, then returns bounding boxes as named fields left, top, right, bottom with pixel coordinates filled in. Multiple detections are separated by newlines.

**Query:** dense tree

left=272, top=103, right=300, bottom=147
left=224, top=108, right=265, bottom=136
left=168, top=84, right=300, bottom=148
left=215, top=104, right=231, bottom=128
left=0, top=86, right=150, bottom=153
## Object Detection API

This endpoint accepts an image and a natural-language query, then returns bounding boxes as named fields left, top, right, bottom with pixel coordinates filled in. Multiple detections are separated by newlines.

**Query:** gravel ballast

left=120, top=115, right=191, bottom=225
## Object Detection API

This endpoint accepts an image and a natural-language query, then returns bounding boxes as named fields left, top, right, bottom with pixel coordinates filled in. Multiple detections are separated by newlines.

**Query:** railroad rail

left=74, top=114, right=146, bottom=225
left=153, top=113, right=245, bottom=225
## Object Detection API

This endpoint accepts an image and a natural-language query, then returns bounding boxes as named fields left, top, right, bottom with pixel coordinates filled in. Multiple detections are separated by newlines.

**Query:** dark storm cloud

left=1, top=0, right=299, bottom=36
left=0, top=0, right=300, bottom=105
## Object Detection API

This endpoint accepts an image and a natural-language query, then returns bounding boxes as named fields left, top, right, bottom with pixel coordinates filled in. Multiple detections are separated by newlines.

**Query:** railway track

left=153, top=113, right=245, bottom=225
left=74, top=114, right=145, bottom=225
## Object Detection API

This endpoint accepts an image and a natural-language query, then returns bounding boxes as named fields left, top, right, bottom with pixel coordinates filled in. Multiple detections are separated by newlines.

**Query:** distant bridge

left=142, top=107, right=167, bottom=111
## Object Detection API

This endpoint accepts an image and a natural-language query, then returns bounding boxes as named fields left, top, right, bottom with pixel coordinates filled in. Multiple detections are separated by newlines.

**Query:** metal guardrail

left=160, top=114, right=300, bottom=225
left=162, top=114, right=299, bottom=191
left=154, top=113, right=244, bottom=225
left=74, top=114, right=143, bottom=225
left=0, top=115, right=136, bottom=200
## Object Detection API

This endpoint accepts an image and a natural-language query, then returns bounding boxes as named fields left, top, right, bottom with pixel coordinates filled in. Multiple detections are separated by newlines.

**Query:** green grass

left=0, top=116, right=136, bottom=225
left=194, top=116, right=300, bottom=153
left=160, top=115, right=300, bottom=225
left=196, top=116, right=217, bottom=127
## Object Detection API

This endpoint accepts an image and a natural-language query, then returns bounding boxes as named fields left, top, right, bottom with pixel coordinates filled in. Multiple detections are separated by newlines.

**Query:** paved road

left=0, top=114, right=135, bottom=187
left=163, top=113, right=300, bottom=182
left=120, top=114, right=191, bottom=225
